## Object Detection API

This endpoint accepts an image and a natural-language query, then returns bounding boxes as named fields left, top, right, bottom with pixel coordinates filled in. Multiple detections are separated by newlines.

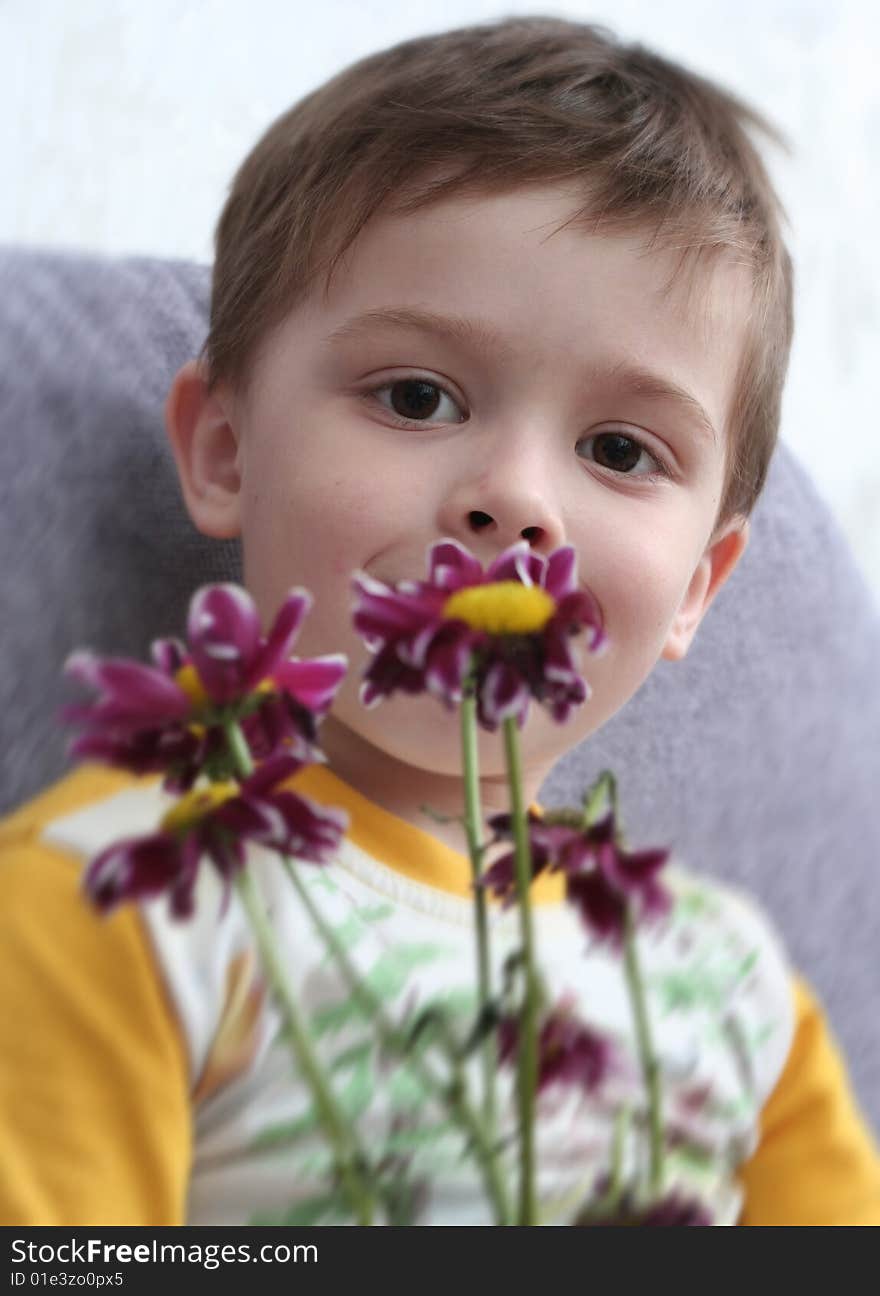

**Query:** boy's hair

left=202, top=14, right=794, bottom=530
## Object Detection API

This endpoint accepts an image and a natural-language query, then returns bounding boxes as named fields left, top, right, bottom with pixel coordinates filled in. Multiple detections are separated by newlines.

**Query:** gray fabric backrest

left=1, top=245, right=877, bottom=1129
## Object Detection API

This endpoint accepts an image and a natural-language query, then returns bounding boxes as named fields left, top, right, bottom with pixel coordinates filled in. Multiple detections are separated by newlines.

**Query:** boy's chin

left=326, top=689, right=587, bottom=782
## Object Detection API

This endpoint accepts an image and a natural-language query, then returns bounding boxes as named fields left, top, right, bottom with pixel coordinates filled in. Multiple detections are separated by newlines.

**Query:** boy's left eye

left=366, top=377, right=465, bottom=427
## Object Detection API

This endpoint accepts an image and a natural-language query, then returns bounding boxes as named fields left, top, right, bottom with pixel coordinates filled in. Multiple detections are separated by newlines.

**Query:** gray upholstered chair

left=1, top=245, right=877, bottom=1129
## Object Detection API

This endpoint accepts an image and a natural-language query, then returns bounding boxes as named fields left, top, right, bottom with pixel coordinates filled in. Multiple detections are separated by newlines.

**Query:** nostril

left=468, top=511, right=494, bottom=531
left=521, top=526, right=542, bottom=543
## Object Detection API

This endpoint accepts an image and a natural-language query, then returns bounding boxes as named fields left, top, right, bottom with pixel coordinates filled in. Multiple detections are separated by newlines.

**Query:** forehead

left=256, top=183, right=754, bottom=447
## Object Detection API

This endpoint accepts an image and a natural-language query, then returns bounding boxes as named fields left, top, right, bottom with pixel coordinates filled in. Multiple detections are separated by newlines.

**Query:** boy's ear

left=661, top=515, right=750, bottom=662
left=164, top=359, right=242, bottom=539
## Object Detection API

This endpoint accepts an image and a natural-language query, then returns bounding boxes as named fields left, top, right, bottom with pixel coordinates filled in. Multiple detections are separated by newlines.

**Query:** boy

left=1, top=15, right=878, bottom=1225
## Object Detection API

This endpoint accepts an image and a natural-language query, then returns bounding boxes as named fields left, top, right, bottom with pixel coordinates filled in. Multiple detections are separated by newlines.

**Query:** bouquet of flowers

left=60, top=539, right=713, bottom=1226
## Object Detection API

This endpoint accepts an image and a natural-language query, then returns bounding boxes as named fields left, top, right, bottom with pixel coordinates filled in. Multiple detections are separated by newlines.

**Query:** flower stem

left=222, top=715, right=255, bottom=779
left=222, top=717, right=375, bottom=1223
left=607, top=1104, right=630, bottom=1212
left=281, top=853, right=513, bottom=1226
left=502, top=716, right=539, bottom=1226
left=234, top=869, right=375, bottom=1224
left=598, top=770, right=663, bottom=1195
left=622, top=906, right=664, bottom=1193
left=582, top=770, right=615, bottom=828
left=460, top=692, right=499, bottom=1139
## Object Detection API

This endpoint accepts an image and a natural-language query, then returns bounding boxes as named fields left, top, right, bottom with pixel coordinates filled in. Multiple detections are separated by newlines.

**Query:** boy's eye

left=367, top=377, right=465, bottom=427
left=575, top=430, right=670, bottom=481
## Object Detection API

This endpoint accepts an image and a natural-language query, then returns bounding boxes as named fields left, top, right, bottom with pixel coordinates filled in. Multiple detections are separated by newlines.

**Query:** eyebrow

left=323, top=305, right=718, bottom=445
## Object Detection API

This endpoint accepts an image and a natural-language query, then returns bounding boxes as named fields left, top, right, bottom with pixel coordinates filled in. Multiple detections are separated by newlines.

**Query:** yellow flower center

left=442, top=582, right=556, bottom=635
left=174, top=663, right=211, bottom=710
left=160, top=782, right=238, bottom=835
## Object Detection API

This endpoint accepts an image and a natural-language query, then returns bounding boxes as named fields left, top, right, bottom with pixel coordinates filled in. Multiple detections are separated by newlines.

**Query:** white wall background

left=2, top=0, right=878, bottom=600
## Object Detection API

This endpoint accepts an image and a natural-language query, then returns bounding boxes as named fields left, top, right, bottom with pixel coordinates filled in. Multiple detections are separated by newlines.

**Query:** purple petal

left=187, top=584, right=262, bottom=703
left=532, top=822, right=589, bottom=863
left=62, top=652, right=192, bottom=730
left=553, top=589, right=607, bottom=653
left=478, top=660, right=531, bottom=730
left=426, top=539, right=485, bottom=590
left=638, top=1195, right=713, bottom=1226
left=423, top=626, right=474, bottom=704
left=537, top=1013, right=614, bottom=1094
left=272, top=654, right=347, bottom=713
left=566, top=870, right=628, bottom=944
left=360, top=645, right=433, bottom=707
left=83, top=832, right=183, bottom=913
left=67, top=725, right=200, bottom=775
left=480, top=850, right=517, bottom=903
left=352, top=574, right=442, bottom=643
left=246, top=588, right=312, bottom=689
left=542, top=623, right=583, bottom=687
left=168, top=835, right=203, bottom=920
left=215, top=795, right=289, bottom=843
left=260, top=791, right=348, bottom=862
left=605, top=845, right=671, bottom=896
left=241, top=695, right=320, bottom=764
left=242, top=751, right=303, bottom=797
left=486, top=541, right=545, bottom=587
left=396, top=620, right=442, bottom=670
left=481, top=841, right=550, bottom=903
left=544, top=546, right=577, bottom=600
left=150, top=637, right=187, bottom=676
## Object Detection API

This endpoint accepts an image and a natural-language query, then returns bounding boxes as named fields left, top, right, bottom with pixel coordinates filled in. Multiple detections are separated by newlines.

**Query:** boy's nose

left=466, top=510, right=547, bottom=548
left=435, top=420, right=568, bottom=555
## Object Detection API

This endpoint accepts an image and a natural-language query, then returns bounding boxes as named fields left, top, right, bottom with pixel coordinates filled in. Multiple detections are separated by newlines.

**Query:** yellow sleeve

left=0, top=768, right=192, bottom=1225
left=739, top=975, right=880, bottom=1225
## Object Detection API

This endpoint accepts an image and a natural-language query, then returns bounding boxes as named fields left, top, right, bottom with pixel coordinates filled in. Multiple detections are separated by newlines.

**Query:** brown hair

left=202, top=14, right=794, bottom=529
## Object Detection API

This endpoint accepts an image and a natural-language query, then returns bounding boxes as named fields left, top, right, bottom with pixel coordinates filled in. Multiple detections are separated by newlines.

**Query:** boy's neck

left=316, top=715, right=546, bottom=856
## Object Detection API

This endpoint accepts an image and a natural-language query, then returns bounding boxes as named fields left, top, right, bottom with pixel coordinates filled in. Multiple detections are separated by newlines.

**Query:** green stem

left=224, top=717, right=515, bottom=1223
left=597, top=770, right=663, bottom=1195
left=582, top=770, right=615, bottom=828
left=282, top=853, right=513, bottom=1226
left=223, top=714, right=255, bottom=779
left=460, top=693, right=499, bottom=1141
left=234, top=869, right=375, bottom=1224
left=622, top=907, right=664, bottom=1193
left=222, top=717, right=375, bottom=1223
left=502, top=716, right=539, bottom=1226
left=605, top=1104, right=630, bottom=1213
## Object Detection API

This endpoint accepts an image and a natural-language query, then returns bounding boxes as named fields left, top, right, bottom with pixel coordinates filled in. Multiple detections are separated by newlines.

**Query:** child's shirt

left=1, top=762, right=878, bottom=1226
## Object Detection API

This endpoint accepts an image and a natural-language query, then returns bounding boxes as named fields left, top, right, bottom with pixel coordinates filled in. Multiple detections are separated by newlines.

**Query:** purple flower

left=83, top=753, right=348, bottom=920
left=498, top=999, right=614, bottom=1095
left=575, top=1185, right=713, bottom=1226
left=63, top=584, right=346, bottom=784
left=352, top=539, right=606, bottom=731
left=483, top=808, right=671, bottom=945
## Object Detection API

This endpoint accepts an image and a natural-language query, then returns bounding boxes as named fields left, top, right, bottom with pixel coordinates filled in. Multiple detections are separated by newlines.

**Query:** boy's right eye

left=365, top=376, right=466, bottom=428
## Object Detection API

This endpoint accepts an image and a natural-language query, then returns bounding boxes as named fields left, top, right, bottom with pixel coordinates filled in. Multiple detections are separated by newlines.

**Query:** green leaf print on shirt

left=649, top=949, right=760, bottom=1016
left=250, top=944, right=457, bottom=1157
left=315, top=902, right=396, bottom=967
left=309, top=942, right=453, bottom=1035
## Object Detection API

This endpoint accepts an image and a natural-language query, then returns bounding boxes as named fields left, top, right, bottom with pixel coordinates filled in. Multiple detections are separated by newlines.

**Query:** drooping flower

left=352, top=539, right=606, bottom=731
left=575, top=1185, right=713, bottom=1226
left=83, top=753, right=348, bottom=919
left=483, top=807, right=671, bottom=944
left=497, top=998, right=615, bottom=1095
left=63, top=584, right=346, bottom=785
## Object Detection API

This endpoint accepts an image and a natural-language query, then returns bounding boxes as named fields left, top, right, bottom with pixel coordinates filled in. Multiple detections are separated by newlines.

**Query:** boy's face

left=169, top=182, right=751, bottom=789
